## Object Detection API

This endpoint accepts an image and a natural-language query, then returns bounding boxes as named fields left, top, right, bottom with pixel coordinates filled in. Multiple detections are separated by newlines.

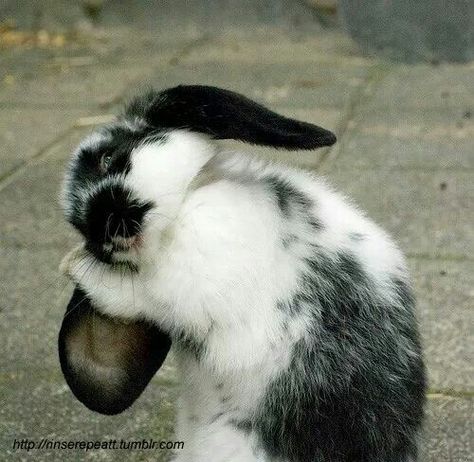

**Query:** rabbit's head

left=62, top=85, right=336, bottom=265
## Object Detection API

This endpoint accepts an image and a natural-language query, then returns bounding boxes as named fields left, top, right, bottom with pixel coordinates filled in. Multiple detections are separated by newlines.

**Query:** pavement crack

left=314, top=63, right=391, bottom=171
left=318, top=165, right=474, bottom=172
left=0, top=127, right=76, bottom=193
left=98, top=34, right=212, bottom=111
left=427, top=389, right=474, bottom=399
left=167, top=34, right=212, bottom=67
left=407, top=254, right=474, bottom=262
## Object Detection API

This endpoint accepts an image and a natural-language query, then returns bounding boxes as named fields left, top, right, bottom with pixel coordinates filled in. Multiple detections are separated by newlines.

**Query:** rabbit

left=59, top=85, right=426, bottom=462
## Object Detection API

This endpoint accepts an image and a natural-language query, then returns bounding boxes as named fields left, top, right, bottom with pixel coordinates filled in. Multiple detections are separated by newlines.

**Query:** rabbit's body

left=60, top=86, right=425, bottom=462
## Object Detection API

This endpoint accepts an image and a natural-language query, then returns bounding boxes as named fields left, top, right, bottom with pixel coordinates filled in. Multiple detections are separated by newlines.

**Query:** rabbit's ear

left=58, top=287, right=171, bottom=415
left=128, top=85, right=336, bottom=150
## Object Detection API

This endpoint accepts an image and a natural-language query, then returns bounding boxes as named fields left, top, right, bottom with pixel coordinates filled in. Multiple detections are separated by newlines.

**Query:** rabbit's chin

left=109, top=247, right=140, bottom=268
left=81, top=238, right=142, bottom=268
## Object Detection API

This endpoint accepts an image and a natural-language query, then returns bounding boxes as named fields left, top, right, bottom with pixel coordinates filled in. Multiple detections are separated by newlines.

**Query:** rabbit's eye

left=100, top=154, right=112, bottom=173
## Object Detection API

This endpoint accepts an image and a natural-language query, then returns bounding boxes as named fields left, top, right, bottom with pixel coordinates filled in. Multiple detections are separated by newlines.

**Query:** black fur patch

left=263, top=176, right=324, bottom=240
left=125, top=85, right=336, bottom=150
left=229, top=418, right=252, bottom=435
left=73, top=125, right=146, bottom=188
left=278, top=252, right=367, bottom=320
left=265, top=176, right=312, bottom=217
left=391, top=276, right=416, bottom=308
left=84, top=184, right=152, bottom=261
left=173, top=329, right=206, bottom=362
left=308, top=218, right=324, bottom=231
left=277, top=299, right=302, bottom=316
left=254, top=252, right=426, bottom=462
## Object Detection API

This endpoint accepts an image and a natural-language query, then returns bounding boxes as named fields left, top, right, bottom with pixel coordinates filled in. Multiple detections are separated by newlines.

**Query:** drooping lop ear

left=126, top=85, right=336, bottom=150
left=58, top=287, right=172, bottom=415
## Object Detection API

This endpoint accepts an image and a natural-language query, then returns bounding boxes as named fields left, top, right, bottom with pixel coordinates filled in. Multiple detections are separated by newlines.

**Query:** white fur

left=66, top=130, right=408, bottom=462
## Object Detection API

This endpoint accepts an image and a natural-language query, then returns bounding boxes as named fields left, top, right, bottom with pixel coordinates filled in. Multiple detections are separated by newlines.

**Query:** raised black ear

left=126, top=85, right=336, bottom=150
left=58, top=287, right=172, bottom=415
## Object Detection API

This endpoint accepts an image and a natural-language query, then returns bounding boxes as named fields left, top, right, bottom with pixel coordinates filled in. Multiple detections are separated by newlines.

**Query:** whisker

left=105, top=213, right=113, bottom=242
left=122, top=218, right=129, bottom=239
left=130, top=218, right=142, bottom=233
left=62, top=292, right=90, bottom=322
left=145, top=209, right=176, bottom=221
left=131, top=271, right=136, bottom=314
left=112, top=219, right=121, bottom=240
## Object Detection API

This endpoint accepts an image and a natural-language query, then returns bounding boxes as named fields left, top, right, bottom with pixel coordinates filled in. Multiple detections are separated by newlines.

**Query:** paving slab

left=331, top=129, right=474, bottom=170
left=421, top=396, right=474, bottom=462
left=159, top=29, right=373, bottom=111
left=183, top=29, right=370, bottom=64
left=138, top=59, right=370, bottom=110
left=366, top=64, right=474, bottom=111
left=0, top=108, right=91, bottom=180
left=321, top=169, right=474, bottom=260
left=325, top=108, right=474, bottom=170
left=0, top=28, right=205, bottom=112
left=321, top=64, right=474, bottom=171
left=0, top=129, right=88, bottom=249
left=0, top=246, right=76, bottom=370
left=3, top=0, right=329, bottom=33
left=0, top=28, right=200, bottom=76
left=0, top=63, right=159, bottom=109
left=409, top=259, right=474, bottom=391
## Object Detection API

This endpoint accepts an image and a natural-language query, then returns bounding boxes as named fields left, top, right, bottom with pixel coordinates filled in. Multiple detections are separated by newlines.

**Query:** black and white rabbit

left=59, top=85, right=426, bottom=462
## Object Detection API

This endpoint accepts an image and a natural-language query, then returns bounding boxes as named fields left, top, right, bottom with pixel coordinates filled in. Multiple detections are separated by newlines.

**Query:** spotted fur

left=61, top=85, right=425, bottom=462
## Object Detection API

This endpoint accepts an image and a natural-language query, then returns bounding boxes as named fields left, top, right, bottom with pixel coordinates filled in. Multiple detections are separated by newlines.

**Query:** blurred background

left=0, top=1, right=472, bottom=461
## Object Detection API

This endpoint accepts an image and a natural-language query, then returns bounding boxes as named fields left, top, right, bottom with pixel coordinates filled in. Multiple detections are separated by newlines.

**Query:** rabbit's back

left=173, top=152, right=426, bottom=462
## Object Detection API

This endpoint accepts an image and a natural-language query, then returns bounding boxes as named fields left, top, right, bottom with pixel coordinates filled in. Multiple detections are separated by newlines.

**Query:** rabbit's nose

left=84, top=183, right=152, bottom=246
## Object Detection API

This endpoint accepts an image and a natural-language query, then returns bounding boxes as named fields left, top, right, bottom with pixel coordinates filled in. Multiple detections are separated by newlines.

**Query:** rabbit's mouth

left=84, top=233, right=143, bottom=267
left=108, top=234, right=143, bottom=251
left=97, top=234, right=143, bottom=264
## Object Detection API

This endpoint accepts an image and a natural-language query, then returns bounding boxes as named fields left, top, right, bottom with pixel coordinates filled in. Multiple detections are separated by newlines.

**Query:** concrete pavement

left=0, top=16, right=473, bottom=462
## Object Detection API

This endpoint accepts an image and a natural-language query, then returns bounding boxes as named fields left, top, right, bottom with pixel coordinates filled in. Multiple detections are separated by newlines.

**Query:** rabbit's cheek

left=127, top=131, right=215, bottom=209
